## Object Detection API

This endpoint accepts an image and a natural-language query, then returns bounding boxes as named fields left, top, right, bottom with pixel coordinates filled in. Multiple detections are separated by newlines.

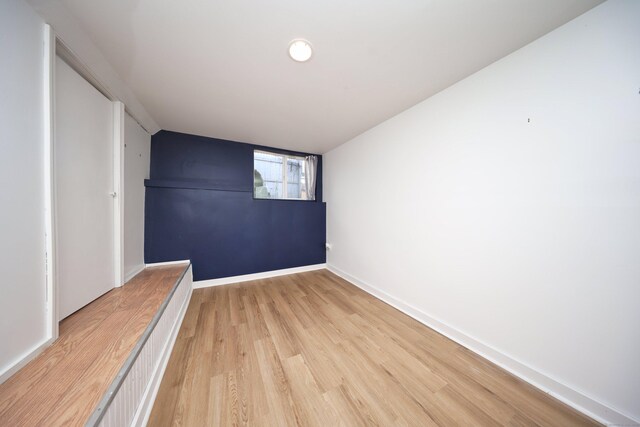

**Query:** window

left=254, top=150, right=315, bottom=200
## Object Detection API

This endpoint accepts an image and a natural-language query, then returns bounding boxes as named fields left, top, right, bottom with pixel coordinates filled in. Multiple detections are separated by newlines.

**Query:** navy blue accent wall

left=144, top=130, right=326, bottom=281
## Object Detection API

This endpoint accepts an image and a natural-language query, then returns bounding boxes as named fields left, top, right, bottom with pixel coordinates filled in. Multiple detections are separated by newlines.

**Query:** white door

left=56, top=56, right=116, bottom=320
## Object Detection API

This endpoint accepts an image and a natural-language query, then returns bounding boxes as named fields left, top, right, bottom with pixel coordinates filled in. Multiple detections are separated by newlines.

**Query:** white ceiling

left=60, top=0, right=602, bottom=154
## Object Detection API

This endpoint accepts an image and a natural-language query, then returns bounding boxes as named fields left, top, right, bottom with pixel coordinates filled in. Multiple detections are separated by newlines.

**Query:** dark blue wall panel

left=149, top=130, right=323, bottom=200
left=145, top=131, right=326, bottom=281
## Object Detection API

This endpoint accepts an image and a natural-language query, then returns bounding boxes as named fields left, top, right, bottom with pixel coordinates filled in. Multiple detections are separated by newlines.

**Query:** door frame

left=44, top=25, right=125, bottom=341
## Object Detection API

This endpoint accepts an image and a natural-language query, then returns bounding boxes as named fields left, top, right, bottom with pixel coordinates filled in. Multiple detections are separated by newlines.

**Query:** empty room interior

left=1, top=0, right=639, bottom=425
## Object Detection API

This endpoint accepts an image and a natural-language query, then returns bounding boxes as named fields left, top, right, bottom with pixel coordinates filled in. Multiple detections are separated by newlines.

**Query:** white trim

left=131, top=285, right=193, bottom=426
left=124, top=264, right=146, bottom=284
left=43, top=24, right=59, bottom=341
left=194, top=264, right=327, bottom=288
left=113, top=101, right=125, bottom=287
left=254, top=149, right=306, bottom=162
left=55, top=39, right=115, bottom=103
left=145, top=260, right=191, bottom=268
left=326, top=264, right=639, bottom=427
left=0, top=338, right=55, bottom=385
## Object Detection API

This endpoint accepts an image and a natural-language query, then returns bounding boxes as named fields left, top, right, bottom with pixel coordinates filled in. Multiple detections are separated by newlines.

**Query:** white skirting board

left=326, top=264, right=638, bottom=427
left=193, top=263, right=327, bottom=288
left=145, top=259, right=191, bottom=268
left=124, top=264, right=146, bottom=283
left=0, top=337, right=55, bottom=385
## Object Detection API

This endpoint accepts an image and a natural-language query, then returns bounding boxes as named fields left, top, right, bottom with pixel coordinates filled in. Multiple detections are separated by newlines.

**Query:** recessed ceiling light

left=288, top=39, right=313, bottom=62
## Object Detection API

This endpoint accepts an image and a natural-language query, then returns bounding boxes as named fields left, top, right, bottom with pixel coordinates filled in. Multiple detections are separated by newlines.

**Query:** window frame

left=253, top=149, right=312, bottom=201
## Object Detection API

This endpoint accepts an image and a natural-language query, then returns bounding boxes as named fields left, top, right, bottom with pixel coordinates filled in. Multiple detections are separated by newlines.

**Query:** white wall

left=0, top=0, right=48, bottom=379
left=324, top=0, right=640, bottom=424
left=0, top=0, right=154, bottom=382
left=124, top=114, right=151, bottom=281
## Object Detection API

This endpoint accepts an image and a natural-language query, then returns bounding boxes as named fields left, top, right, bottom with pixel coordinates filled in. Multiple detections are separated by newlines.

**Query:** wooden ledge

left=0, top=262, right=190, bottom=426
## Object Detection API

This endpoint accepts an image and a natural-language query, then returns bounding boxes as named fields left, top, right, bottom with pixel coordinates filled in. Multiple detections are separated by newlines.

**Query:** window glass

left=254, top=150, right=312, bottom=200
left=254, top=151, right=283, bottom=199
left=286, top=158, right=303, bottom=199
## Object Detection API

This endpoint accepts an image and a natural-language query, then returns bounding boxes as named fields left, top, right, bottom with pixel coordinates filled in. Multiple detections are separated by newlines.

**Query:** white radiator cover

left=88, top=264, right=193, bottom=427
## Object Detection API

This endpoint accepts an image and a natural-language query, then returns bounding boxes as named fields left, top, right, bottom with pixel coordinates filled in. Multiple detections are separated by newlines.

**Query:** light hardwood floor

left=0, top=264, right=188, bottom=426
left=149, top=269, right=599, bottom=426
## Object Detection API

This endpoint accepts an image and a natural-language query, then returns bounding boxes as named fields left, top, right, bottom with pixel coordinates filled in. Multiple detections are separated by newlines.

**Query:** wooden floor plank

left=0, top=263, right=188, bottom=426
left=149, top=269, right=600, bottom=427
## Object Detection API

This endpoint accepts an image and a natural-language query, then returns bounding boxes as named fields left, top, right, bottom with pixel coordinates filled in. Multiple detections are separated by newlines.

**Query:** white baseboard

left=193, top=263, right=327, bottom=289
left=327, top=264, right=638, bottom=427
left=145, top=259, right=191, bottom=268
left=124, top=264, right=146, bottom=283
left=0, top=337, right=55, bottom=385
left=132, top=282, right=193, bottom=427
